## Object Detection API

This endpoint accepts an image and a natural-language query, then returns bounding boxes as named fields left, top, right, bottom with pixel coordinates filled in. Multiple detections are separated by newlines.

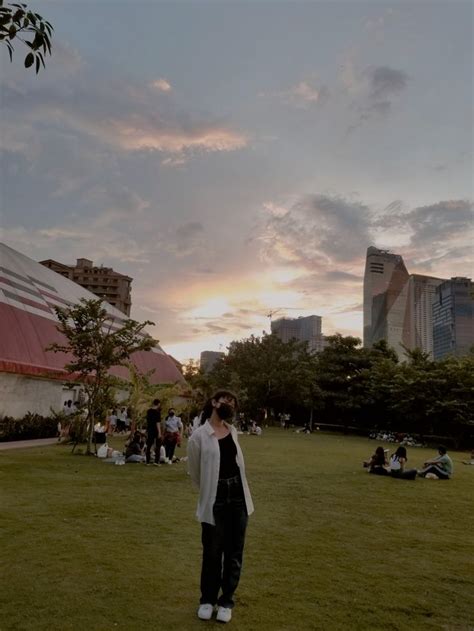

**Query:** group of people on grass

left=95, top=386, right=469, bottom=626
left=366, top=444, right=453, bottom=480
left=124, top=398, right=184, bottom=465
left=106, top=407, right=131, bottom=434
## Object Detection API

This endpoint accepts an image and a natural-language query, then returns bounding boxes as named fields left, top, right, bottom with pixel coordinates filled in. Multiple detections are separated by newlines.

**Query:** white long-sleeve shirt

left=187, top=420, right=254, bottom=525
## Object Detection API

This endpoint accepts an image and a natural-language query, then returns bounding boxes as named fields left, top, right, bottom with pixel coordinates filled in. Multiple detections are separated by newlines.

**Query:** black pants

left=420, top=465, right=450, bottom=480
left=164, top=434, right=178, bottom=461
left=391, top=468, right=417, bottom=480
left=200, top=475, right=248, bottom=609
left=146, top=435, right=161, bottom=464
left=369, top=466, right=389, bottom=475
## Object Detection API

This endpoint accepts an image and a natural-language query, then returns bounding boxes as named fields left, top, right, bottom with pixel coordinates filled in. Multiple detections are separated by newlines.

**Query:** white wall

left=0, top=373, right=65, bottom=418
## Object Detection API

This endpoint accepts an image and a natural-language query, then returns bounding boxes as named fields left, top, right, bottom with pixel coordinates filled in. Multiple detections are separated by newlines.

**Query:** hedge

left=0, top=413, right=58, bottom=442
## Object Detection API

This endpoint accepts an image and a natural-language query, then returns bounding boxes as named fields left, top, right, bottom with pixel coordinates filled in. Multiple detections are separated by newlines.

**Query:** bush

left=0, top=412, right=58, bottom=442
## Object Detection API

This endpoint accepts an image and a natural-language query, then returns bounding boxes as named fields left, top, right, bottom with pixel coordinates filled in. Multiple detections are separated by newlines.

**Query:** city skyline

left=1, top=1, right=473, bottom=361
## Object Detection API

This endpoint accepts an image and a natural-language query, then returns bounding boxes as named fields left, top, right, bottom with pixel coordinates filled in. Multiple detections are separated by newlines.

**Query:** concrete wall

left=0, top=373, right=65, bottom=418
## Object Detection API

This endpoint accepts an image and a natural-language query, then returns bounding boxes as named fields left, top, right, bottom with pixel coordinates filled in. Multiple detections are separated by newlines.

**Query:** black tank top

left=218, top=432, right=239, bottom=479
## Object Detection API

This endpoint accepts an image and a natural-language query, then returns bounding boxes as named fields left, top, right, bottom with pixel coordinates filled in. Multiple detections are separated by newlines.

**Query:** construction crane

left=266, top=307, right=300, bottom=323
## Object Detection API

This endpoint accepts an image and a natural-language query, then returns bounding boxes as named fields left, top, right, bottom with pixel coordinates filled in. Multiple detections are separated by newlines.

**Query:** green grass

left=1, top=430, right=473, bottom=631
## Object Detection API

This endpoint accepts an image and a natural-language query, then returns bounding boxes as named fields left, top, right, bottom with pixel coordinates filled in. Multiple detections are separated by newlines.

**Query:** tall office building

left=407, top=274, right=445, bottom=358
left=200, top=350, right=225, bottom=372
left=271, top=315, right=324, bottom=353
left=363, top=246, right=410, bottom=358
left=432, top=277, right=474, bottom=359
left=39, top=257, right=132, bottom=315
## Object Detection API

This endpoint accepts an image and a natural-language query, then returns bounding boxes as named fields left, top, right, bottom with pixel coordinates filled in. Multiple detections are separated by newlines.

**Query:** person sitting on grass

left=462, top=450, right=474, bottom=465
left=367, top=446, right=389, bottom=475
left=389, top=446, right=417, bottom=480
left=418, top=445, right=453, bottom=479
left=125, top=431, right=146, bottom=463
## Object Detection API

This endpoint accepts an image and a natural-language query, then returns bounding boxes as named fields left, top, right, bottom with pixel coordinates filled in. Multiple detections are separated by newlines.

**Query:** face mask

left=169, top=412, right=175, bottom=417
left=216, top=402, right=234, bottom=420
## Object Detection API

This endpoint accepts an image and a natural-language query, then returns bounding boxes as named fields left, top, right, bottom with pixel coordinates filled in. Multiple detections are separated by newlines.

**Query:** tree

left=47, top=298, right=156, bottom=454
left=208, top=333, right=317, bottom=420
left=314, top=334, right=372, bottom=428
left=0, top=1, right=53, bottom=73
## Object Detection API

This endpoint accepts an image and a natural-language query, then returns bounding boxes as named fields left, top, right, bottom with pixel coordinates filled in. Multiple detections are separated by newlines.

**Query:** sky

left=1, top=0, right=473, bottom=362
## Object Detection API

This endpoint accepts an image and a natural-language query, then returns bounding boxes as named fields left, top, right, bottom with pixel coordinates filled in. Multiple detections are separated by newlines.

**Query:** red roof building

left=0, top=243, right=184, bottom=418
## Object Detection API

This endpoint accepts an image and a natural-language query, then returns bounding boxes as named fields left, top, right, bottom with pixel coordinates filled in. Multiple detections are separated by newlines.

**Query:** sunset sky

left=1, top=1, right=473, bottom=361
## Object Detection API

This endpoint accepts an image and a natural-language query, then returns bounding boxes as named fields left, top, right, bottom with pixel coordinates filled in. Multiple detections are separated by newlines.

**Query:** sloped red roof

left=0, top=243, right=184, bottom=384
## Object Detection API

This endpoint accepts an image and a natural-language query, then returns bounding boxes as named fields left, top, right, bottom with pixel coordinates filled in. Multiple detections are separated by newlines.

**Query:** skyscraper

left=432, top=277, right=474, bottom=359
left=200, top=350, right=225, bottom=372
left=363, top=246, right=410, bottom=358
left=407, top=274, right=445, bottom=358
left=271, top=315, right=324, bottom=352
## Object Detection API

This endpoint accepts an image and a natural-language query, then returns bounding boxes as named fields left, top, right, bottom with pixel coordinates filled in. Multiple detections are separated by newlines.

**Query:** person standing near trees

left=187, top=390, right=254, bottom=624
left=146, top=399, right=162, bottom=466
left=163, top=408, right=183, bottom=463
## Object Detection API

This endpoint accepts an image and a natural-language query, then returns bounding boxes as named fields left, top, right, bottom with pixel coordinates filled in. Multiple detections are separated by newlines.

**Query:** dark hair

left=394, top=446, right=407, bottom=460
left=153, top=399, right=161, bottom=406
left=372, top=446, right=387, bottom=466
left=200, top=390, right=238, bottom=425
left=438, top=445, right=447, bottom=455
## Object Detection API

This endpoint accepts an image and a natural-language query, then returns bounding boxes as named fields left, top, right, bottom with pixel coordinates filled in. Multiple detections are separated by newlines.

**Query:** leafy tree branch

left=0, top=1, right=53, bottom=73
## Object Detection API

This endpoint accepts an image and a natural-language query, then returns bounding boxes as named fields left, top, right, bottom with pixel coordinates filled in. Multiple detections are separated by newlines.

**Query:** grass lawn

left=1, top=429, right=473, bottom=631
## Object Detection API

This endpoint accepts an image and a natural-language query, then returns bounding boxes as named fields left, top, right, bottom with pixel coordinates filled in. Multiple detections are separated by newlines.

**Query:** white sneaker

left=197, top=604, right=214, bottom=620
left=216, top=607, right=232, bottom=623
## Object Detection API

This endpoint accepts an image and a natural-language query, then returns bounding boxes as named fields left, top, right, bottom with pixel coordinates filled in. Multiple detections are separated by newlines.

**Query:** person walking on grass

left=187, top=390, right=254, bottom=624
left=146, top=398, right=162, bottom=466
left=163, top=408, right=183, bottom=463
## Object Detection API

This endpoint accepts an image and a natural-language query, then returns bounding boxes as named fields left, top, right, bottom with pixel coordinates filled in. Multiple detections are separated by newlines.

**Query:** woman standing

left=187, top=390, right=254, bottom=624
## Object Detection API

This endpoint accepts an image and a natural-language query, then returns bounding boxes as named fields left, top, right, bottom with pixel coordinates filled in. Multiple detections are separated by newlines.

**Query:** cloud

left=330, top=302, right=364, bottom=314
left=283, top=81, right=329, bottom=108
left=381, top=200, right=474, bottom=274
left=161, top=221, right=206, bottom=259
left=1, top=65, right=249, bottom=160
left=260, top=193, right=372, bottom=267
left=261, top=79, right=329, bottom=109
left=175, top=221, right=204, bottom=240
left=262, top=201, right=289, bottom=217
left=259, top=194, right=473, bottom=309
left=344, top=65, right=409, bottom=131
left=161, top=155, right=187, bottom=167
left=368, top=66, right=408, bottom=101
left=324, top=271, right=362, bottom=282
left=150, top=78, right=172, bottom=92
left=364, top=7, right=395, bottom=43
left=98, top=118, right=248, bottom=153
left=205, top=323, right=228, bottom=333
